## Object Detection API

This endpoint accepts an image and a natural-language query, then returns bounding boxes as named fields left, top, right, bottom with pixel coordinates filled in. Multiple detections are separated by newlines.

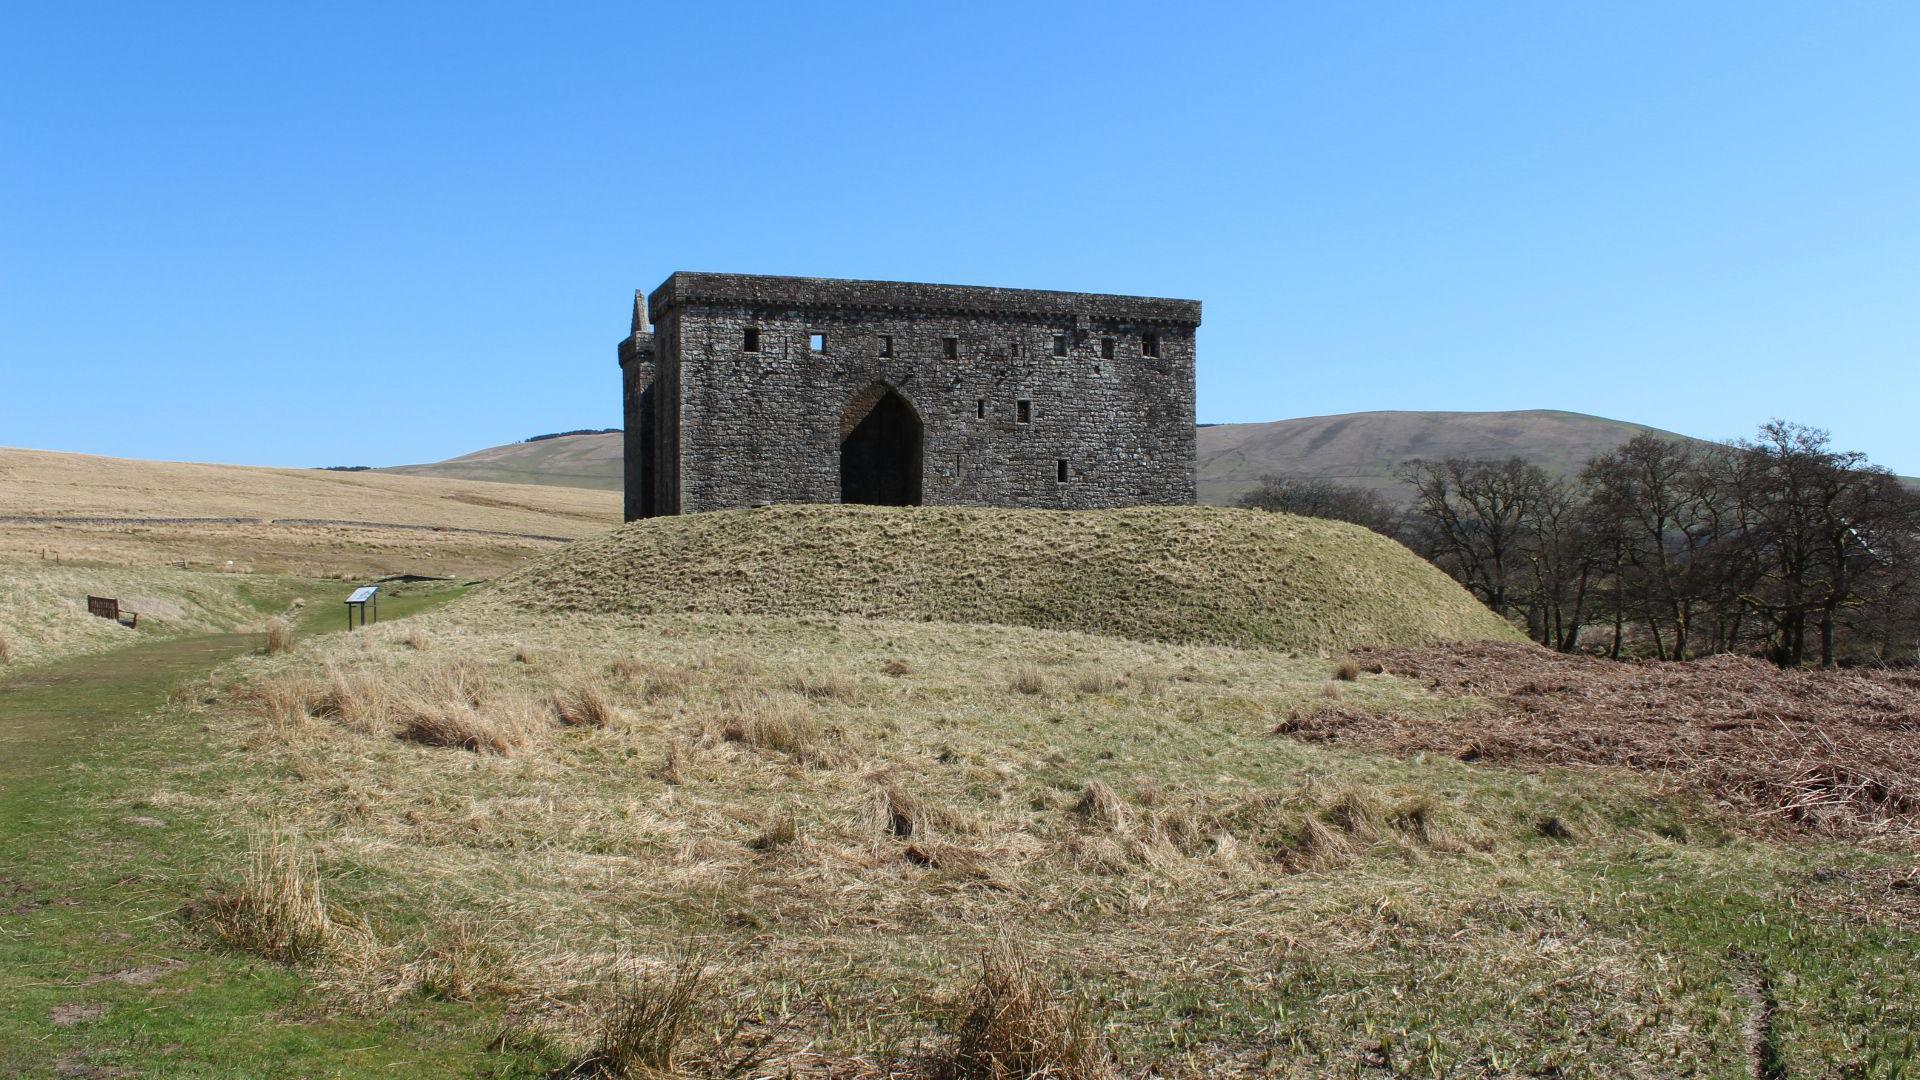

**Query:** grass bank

left=164, top=605, right=1918, bottom=1075
left=0, top=581, right=515, bottom=1079
left=473, top=504, right=1522, bottom=652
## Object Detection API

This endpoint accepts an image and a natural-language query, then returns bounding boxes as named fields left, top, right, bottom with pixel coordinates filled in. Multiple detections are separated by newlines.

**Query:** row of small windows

left=973, top=398, right=1035, bottom=424
left=737, top=327, right=1160, bottom=359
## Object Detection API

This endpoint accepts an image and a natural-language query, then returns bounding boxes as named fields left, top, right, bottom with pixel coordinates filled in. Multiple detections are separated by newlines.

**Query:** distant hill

left=385, top=410, right=1708, bottom=505
left=0, top=446, right=622, bottom=578
left=1195, top=409, right=1704, bottom=504
left=383, top=432, right=625, bottom=491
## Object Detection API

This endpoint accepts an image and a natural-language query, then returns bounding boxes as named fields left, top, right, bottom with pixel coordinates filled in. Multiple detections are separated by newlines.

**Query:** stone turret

left=616, top=290, right=656, bottom=523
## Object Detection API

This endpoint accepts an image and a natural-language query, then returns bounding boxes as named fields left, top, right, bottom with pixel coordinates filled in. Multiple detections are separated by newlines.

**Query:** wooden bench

left=86, top=595, right=138, bottom=628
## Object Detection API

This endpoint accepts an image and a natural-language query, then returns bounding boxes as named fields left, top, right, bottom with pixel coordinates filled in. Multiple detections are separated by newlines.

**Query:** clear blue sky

left=4, top=2, right=1917, bottom=473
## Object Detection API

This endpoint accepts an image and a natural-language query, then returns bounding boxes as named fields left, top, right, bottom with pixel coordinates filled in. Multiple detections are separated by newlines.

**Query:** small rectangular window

left=743, top=327, right=760, bottom=352
left=1016, top=399, right=1032, bottom=424
left=1143, top=332, right=1160, bottom=358
left=1100, top=337, right=1115, bottom=360
left=976, top=399, right=986, bottom=419
left=942, top=336, right=958, bottom=359
left=879, top=334, right=893, bottom=357
left=809, top=332, right=826, bottom=353
left=1057, top=459, right=1069, bottom=482
left=1052, top=334, right=1067, bottom=357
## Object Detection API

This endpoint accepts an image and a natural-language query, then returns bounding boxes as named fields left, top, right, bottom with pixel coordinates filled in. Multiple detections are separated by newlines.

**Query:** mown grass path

left=0, top=584, right=526, bottom=1079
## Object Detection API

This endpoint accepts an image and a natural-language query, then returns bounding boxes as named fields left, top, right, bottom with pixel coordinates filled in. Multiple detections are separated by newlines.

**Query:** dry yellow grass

left=118, top=508, right=1914, bottom=1074
left=0, top=446, right=620, bottom=575
left=157, top=600, right=1906, bottom=1075
left=471, top=504, right=1522, bottom=652
left=0, top=447, right=618, bottom=531
left=0, top=561, right=299, bottom=667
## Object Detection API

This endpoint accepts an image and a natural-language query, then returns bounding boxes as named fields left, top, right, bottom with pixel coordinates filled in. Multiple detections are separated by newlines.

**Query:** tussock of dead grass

left=713, top=691, right=823, bottom=762
left=552, top=682, right=623, bottom=728
left=751, top=815, right=799, bottom=851
left=2, top=630, right=16, bottom=665
left=1072, top=667, right=1122, bottom=694
left=1333, top=658, right=1362, bottom=682
left=1323, top=787, right=1384, bottom=842
left=867, top=781, right=933, bottom=839
left=314, top=666, right=394, bottom=734
left=657, top=740, right=689, bottom=786
left=564, top=952, right=732, bottom=1080
left=263, top=616, right=295, bottom=655
left=1072, top=780, right=1132, bottom=832
left=257, top=679, right=318, bottom=732
left=1286, top=816, right=1354, bottom=872
left=786, top=670, right=857, bottom=702
left=192, top=830, right=340, bottom=964
left=1007, top=666, right=1049, bottom=696
left=396, top=701, right=523, bottom=755
left=942, top=937, right=1114, bottom=1080
left=405, top=914, right=523, bottom=1003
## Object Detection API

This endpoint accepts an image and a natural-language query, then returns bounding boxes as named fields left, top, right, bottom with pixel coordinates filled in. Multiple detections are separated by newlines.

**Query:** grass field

left=0, top=447, right=621, bottom=578
left=477, top=504, right=1523, bottom=652
left=1, top=506, right=1905, bottom=1078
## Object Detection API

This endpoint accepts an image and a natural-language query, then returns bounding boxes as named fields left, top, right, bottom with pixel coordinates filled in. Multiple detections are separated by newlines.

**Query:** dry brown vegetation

left=1276, top=641, right=1920, bottom=831
left=0, top=561, right=307, bottom=668
left=158, top=598, right=1920, bottom=1075
left=0, top=446, right=619, bottom=576
left=469, top=504, right=1523, bottom=652
left=942, top=938, right=1113, bottom=1080
left=109, top=501, right=1914, bottom=1075
left=191, top=831, right=343, bottom=965
left=263, top=617, right=295, bottom=655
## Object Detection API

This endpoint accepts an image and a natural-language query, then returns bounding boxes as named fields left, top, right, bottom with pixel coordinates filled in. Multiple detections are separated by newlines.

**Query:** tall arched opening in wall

left=839, top=383, right=923, bottom=506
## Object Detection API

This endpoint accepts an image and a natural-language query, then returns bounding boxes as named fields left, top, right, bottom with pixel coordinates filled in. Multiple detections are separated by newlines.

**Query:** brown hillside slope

left=469, top=503, right=1522, bottom=651
left=382, top=432, right=625, bottom=490
left=0, top=447, right=621, bottom=576
left=1197, top=409, right=1695, bottom=504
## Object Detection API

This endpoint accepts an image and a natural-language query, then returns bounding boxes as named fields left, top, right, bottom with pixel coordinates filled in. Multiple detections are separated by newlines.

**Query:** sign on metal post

left=345, top=585, right=379, bottom=630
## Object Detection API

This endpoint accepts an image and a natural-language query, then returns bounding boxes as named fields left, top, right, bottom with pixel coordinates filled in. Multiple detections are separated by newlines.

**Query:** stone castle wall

left=622, top=273, right=1199, bottom=518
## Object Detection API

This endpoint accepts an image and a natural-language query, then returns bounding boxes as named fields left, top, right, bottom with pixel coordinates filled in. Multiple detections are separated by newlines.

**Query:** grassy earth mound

left=470, top=504, right=1520, bottom=651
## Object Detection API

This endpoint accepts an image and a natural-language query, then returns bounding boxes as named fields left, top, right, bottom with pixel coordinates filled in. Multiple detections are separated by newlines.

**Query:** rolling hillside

left=388, top=409, right=1700, bottom=504
left=0, top=447, right=622, bottom=577
left=382, top=432, right=625, bottom=491
left=1195, top=409, right=1699, bottom=504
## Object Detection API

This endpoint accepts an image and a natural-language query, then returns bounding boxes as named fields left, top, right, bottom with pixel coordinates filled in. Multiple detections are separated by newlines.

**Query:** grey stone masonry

left=618, top=272, right=1199, bottom=519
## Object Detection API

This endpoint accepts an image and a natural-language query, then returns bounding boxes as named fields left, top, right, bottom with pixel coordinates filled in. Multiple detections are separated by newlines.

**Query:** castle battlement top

left=646, top=272, right=1202, bottom=328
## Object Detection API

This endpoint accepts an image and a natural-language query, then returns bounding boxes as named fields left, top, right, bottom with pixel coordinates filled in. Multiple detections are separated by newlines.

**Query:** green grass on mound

left=469, top=504, right=1520, bottom=651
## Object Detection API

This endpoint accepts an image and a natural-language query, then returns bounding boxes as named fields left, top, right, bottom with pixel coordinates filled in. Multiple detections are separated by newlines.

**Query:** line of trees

left=1237, top=421, right=1920, bottom=667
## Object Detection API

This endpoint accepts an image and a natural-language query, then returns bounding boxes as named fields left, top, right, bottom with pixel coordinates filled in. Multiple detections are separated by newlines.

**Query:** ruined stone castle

left=618, top=272, right=1199, bottom=520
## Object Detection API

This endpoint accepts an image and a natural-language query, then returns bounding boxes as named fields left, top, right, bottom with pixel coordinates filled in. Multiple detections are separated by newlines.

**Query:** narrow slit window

left=809, top=332, right=826, bottom=353
left=1052, top=333, right=1067, bottom=357
left=1056, top=459, right=1069, bottom=482
left=878, top=334, right=893, bottom=357
left=1016, top=399, right=1032, bottom=424
left=743, top=327, right=760, bottom=352
left=1142, top=332, right=1160, bottom=358
left=1100, top=337, right=1115, bottom=360
left=942, top=336, right=959, bottom=359
left=976, top=399, right=986, bottom=419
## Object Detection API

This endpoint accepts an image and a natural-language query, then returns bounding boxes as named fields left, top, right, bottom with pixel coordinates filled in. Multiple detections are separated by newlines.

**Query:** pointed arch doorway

left=839, top=383, right=923, bottom=506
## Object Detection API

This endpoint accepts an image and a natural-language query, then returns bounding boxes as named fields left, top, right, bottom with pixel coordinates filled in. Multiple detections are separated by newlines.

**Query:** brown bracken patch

left=1276, top=642, right=1920, bottom=832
